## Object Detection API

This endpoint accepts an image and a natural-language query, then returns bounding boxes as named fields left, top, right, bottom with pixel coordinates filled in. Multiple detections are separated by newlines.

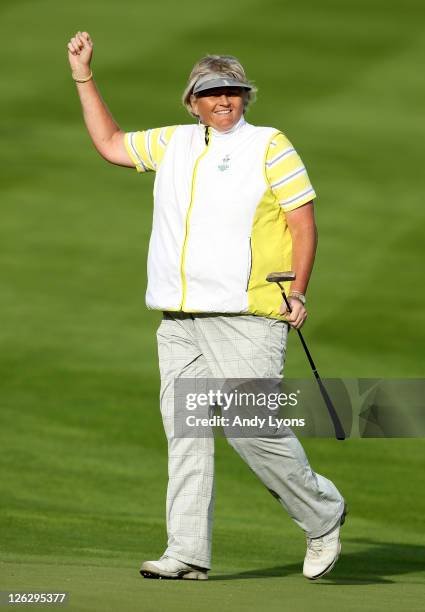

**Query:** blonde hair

left=182, top=54, right=257, bottom=117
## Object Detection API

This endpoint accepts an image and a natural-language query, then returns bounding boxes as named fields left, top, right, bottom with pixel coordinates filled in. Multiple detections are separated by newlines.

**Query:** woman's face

left=190, top=87, right=245, bottom=132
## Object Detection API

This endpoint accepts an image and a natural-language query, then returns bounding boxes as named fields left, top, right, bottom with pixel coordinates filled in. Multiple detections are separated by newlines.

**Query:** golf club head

left=266, top=271, right=296, bottom=283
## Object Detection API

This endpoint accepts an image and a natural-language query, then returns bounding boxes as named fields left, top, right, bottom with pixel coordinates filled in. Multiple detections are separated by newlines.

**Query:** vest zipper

left=179, top=126, right=211, bottom=310
left=246, top=237, right=252, bottom=291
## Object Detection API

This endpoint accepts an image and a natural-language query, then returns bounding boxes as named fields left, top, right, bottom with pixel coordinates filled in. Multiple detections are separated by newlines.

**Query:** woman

left=67, top=31, right=346, bottom=581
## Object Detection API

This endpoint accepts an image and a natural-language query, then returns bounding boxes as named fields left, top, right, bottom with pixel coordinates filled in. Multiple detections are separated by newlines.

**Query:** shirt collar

left=199, top=115, right=246, bottom=139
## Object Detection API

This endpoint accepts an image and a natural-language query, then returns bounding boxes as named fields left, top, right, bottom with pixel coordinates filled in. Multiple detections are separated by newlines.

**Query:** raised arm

left=67, top=31, right=133, bottom=167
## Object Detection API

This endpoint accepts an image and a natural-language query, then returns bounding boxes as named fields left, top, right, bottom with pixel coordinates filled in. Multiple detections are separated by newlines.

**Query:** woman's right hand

left=67, top=31, right=93, bottom=78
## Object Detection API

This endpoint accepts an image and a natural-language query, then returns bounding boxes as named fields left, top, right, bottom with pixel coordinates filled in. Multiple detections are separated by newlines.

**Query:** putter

left=266, top=271, right=345, bottom=440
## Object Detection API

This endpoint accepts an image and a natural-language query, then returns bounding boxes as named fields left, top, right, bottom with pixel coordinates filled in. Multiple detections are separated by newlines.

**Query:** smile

left=215, top=110, right=232, bottom=115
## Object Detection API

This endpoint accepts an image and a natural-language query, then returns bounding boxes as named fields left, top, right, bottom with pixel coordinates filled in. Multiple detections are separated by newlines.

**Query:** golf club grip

left=296, top=329, right=346, bottom=440
left=314, top=373, right=346, bottom=440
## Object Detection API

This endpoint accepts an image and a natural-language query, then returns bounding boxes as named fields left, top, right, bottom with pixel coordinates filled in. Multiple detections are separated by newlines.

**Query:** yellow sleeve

left=265, top=132, right=316, bottom=211
left=124, top=126, right=179, bottom=173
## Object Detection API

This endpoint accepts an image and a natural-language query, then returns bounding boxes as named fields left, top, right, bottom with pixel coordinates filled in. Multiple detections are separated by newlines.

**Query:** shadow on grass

left=210, top=539, right=425, bottom=584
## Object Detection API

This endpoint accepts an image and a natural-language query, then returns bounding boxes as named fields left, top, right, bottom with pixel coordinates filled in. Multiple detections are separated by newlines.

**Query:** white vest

left=146, top=118, right=286, bottom=315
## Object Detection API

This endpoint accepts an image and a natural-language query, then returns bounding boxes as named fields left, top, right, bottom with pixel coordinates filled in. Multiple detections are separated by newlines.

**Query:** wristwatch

left=289, top=291, right=306, bottom=305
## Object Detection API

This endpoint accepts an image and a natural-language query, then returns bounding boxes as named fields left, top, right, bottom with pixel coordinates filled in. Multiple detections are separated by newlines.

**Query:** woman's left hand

left=279, top=297, right=307, bottom=329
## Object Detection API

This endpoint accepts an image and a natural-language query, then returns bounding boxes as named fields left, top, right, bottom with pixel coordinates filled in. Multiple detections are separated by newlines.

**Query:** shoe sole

left=140, top=563, right=208, bottom=581
left=306, top=501, right=347, bottom=581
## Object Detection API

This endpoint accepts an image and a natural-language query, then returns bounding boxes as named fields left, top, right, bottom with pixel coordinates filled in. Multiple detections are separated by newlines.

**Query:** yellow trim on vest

left=247, top=132, right=293, bottom=320
left=180, top=127, right=211, bottom=310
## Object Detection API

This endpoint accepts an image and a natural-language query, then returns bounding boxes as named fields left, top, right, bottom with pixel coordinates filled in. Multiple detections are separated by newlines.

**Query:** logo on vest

left=218, top=155, right=230, bottom=172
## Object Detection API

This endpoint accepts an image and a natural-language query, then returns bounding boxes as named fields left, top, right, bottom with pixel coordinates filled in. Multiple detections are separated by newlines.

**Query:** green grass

left=1, top=0, right=425, bottom=610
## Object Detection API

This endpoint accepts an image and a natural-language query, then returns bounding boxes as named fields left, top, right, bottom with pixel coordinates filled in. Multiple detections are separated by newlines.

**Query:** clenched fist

left=67, top=31, right=93, bottom=79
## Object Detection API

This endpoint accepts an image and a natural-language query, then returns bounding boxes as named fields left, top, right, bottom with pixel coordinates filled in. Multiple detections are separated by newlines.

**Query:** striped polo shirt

left=125, top=126, right=316, bottom=213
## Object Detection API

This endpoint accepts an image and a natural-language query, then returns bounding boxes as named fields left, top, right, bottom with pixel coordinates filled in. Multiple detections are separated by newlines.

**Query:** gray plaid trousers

left=157, top=312, right=344, bottom=569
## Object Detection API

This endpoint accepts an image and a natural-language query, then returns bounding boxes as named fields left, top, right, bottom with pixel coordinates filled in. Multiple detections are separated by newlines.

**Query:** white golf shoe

left=303, top=504, right=347, bottom=580
left=140, top=555, right=208, bottom=580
